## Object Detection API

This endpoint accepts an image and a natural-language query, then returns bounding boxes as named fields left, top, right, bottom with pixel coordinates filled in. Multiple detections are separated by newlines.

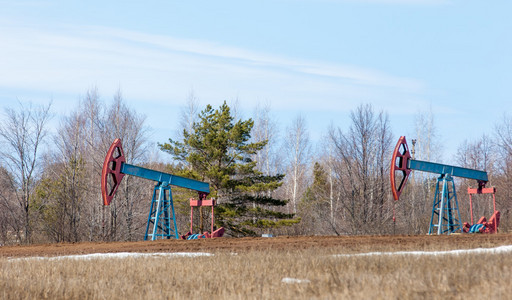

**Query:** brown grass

left=3, top=234, right=512, bottom=258
left=1, top=244, right=511, bottom=299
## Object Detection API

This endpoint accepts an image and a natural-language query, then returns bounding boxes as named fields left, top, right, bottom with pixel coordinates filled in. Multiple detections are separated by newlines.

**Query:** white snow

left=7, top=244, right=512, bottom=262
left=281, top=277, right=311, bottom=284
left=8, top=252, right=213, bottom=261
left=333, top=245, right=512, bottom=258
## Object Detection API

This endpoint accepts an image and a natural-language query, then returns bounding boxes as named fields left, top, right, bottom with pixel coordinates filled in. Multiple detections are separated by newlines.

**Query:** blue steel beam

left=408, top=159, right=488, bottom=182
left=121, top=163, right=210, bottom=194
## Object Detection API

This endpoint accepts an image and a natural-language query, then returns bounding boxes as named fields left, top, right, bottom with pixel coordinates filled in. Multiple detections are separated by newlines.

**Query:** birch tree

left=0, top=166, right=19, bottom=244
left=0, top=100, right=52, bottom=243
left=283, top=114, right=311, bottom=214
left=398, top=108, right=442, bottom=234
left=35, top=88, right=150, bottom=242
left=252, top=102, right=281, bottom=176
left=180, top=89, right=200, bottom=140
left=494, top=114, right=512, bottom=231
left=315, top=129, right=338, bottom=227
left=101, top=89, right=150, bottom=241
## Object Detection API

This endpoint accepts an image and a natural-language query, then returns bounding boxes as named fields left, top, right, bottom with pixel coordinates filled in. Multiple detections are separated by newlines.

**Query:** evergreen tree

left=159, top=101, right=299, bottom=236
left=297, top=162, right=335, bottom=235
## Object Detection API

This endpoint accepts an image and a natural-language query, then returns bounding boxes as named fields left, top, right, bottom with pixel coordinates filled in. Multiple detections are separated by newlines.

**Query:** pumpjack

left=101, top=138, right=224, bottom=240
left=390, top=136, right=499, bottom=234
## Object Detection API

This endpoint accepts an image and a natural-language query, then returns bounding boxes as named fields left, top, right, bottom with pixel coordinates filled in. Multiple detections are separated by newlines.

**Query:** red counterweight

left=101, top=138, right=126, bottom=206
left=390, top=136, right=412, bottom=201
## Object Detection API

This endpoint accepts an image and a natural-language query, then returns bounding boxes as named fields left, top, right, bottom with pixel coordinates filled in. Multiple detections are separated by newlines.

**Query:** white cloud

left=0, top=21, right=427, bottom=117
left=355, top=0, right=450, bottom=4
left=286, top=0, right=450, bottom=5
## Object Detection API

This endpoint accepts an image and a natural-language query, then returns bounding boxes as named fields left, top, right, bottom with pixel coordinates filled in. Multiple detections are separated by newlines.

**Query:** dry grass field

left=1, top=234, right=512, bottom=299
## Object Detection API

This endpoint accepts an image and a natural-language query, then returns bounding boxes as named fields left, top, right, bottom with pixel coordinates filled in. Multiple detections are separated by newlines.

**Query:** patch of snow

left=281, top=277, right=311, bottom=284
left=333, top=245, right=512, bottom=258
left=8, top=252, right=213, bottom=261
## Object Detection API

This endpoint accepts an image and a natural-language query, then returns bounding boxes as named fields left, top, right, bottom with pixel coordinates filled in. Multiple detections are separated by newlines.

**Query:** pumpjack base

left=181, top=228, right=225, bottom=240
left=463, top=186, right=500, bottom=234
left=463, top=211, right=500, bottom=233
left=181, top=197, right=225, bottom=239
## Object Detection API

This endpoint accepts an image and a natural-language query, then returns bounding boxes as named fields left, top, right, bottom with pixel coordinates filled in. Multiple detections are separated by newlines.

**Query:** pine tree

left=159, top=101, right=299, bottom=236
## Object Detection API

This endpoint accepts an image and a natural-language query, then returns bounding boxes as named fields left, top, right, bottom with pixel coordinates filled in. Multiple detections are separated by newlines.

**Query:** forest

left=1, top=88, right=511, bottom=244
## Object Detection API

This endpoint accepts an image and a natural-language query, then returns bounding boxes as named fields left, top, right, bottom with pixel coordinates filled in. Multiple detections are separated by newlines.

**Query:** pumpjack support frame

left=428, top=174, right=463, bottom=234
left=144, top=183, right=179, bottom=240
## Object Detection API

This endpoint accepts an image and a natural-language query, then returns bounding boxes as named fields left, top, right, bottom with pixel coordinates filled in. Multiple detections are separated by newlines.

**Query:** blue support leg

left=144, top=182, right=180, bottom=240
left=428, top=174, right=462, bottom=235
left=144, top=186, right=158, bottom=241
left=151, top=185, right=165, bottom=240
left=169, top=191, right=179, bottom=239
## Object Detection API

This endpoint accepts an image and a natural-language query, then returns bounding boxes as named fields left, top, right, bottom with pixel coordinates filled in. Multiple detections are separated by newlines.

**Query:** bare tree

left=312, top=127, right=339, bottom=230
left=35, top=88, right=151, bottom=243
left=454, top=135, right=496, bottom=225
left=81, top=88, right=106, bottom=241
left=0, top=166, right=19, bottom=244
left=283, top=114, right=311, bottom=214
left=494, top=114, right=512, bottom=231
left=324, top=142, right=337, bottom=227
left=54, top=110, right=87, bottom=242
left=414, top=107, right=440, bottom=163
left=252, top=102, right=281, bottom=176
left=180, top=89, right=200, bottom=137
left=397, top=108, right=442, bottom=234
left=106, top=90, right=149, bottom=241
left=228, top=96, right=242, bottom=121
left=73, top=88, right=151, bottom=242
left=34, top=93, right=99, bottom=243
left=328, top=104, right=392, bottom=234
left=0, top=100, right=52, bottom=243
left=456, top=135, right=494, bottom=172
left=496, top=113, right=512, bottom=159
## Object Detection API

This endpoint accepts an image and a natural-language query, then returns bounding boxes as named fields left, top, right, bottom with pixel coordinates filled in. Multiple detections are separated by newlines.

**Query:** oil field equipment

left=463, top=186, right=500, bottom=233
left=101, top=138, right=224, bottom=240
left=390, top=136, right=498, bottom=234
left=181, top=197, right=224, bottom=239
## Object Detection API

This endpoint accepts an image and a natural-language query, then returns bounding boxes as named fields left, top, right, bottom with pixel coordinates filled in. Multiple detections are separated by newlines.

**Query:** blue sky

left=0, top=0, right=510, bottom=160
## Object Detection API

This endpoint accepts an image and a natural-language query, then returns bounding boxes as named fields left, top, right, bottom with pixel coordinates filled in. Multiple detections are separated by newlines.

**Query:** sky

left=0, top=0, right=510, bottom=162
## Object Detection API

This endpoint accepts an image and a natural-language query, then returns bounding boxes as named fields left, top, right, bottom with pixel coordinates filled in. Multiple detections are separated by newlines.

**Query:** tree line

left=0, top=89, right=511, bottom=244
